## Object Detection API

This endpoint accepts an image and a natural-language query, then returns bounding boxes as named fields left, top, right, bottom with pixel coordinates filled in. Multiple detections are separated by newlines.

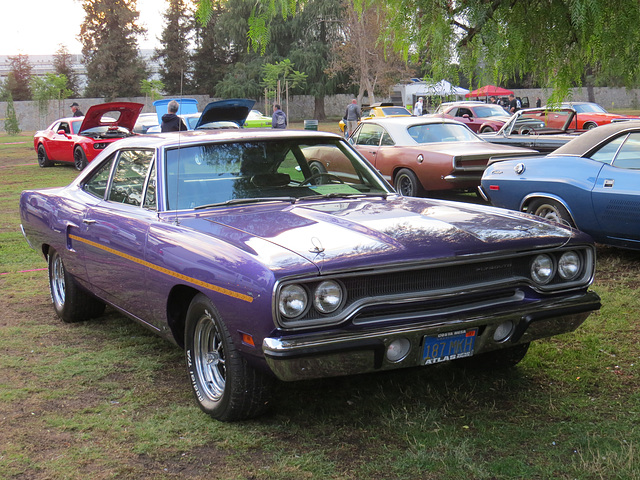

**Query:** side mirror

left=57, top=129, right=69, bottom=136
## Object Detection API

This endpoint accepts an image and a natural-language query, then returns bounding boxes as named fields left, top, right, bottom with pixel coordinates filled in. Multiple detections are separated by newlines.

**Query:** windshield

left=165, top=138, right=391, bottom=210
left=379, top=107, right=411, bottom=116
left=80, top=125, right=131, bottom=135
left=407, top=123, right=482, bottom=143
left=570, top=103, right=607, bottom=114
left=473, top=105, right=509, bottom=118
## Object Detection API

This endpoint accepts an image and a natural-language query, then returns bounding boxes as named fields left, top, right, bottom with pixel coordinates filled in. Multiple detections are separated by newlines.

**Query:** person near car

left=489, top=96, right=497, bottom=104
left=344, top=99, right=361, bottom=137
left=70, top=102, right=84, bottom=117
left=272, top=104, right=288, bottom=129
left=508, top=94, right=522, bottom=114
left=536, top=97, right=542, bottom=108
left=161, top=100, right=188, bottom=132
left=414, top=97, right=424, bottom=116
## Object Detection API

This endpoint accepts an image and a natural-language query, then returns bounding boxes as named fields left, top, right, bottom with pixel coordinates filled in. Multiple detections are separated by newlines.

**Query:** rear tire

left=185, top=294, right=274, bottom=421
left=528, top=199, right=574, bottom=227
left=37, top=145, right=53, bottom=168
left=480, top=126, right=495, bottom=133
left=48, top=248, right=105, bottom=323
left=394, top=168, right=425, bottom=197
left=74, top=147, right=88, bottom=171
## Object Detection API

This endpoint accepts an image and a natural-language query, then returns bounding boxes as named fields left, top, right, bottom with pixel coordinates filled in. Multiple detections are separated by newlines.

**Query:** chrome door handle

left=82, top=219, right=97, bottom=224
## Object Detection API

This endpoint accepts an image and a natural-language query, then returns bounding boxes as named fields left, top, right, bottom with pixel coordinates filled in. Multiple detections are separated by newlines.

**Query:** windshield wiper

left=298, top=192, right=389, bottom=201
left=194, top=197, right=297, bottom=210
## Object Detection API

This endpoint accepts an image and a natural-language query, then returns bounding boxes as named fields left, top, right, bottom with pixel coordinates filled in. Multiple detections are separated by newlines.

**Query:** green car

left=245, top=109, right=272, bottom=128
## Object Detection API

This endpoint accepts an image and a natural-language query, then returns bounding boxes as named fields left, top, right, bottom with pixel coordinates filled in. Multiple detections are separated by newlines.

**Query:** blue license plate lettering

left=423, top=329, right=477, bottom=365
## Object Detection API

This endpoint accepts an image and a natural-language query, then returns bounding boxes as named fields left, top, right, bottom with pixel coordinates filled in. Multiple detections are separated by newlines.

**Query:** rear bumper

left=263, top=291, right=601, bottom=381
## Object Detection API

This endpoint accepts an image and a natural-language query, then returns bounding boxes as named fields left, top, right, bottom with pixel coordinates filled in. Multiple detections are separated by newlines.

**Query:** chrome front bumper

left=263, top=291, right=601, bottom=381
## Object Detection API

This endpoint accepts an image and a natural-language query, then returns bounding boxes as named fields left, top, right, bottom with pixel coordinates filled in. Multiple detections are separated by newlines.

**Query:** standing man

left=161, top=100, right=188, bottom=132
left=70, top=102, right=84, bottom=117
left=272, top=104, right=287, bottom=129
left=413, top=97, right=424, bottom=116
left=508, top=94, right=521, bottom=114
left=344, top=99, right=361, bottom=137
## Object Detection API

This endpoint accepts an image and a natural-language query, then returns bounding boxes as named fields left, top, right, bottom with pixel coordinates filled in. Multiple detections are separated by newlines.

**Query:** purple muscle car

left=20, top=129, right=601, bottom=421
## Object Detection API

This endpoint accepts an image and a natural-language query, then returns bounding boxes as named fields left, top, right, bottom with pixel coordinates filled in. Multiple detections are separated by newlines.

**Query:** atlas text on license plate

left=423, top=328, right=477, bottom=365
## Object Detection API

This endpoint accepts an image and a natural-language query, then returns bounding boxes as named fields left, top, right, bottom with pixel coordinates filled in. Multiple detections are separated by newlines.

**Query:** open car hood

left=195, top=99, right=255, bottom=129
left=79, top=102, right=144, bottom=133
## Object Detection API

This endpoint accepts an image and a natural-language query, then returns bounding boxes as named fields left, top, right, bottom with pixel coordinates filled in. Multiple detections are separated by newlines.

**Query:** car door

left=455, top=107, right=481, bottom=132
left=592, top=132, right=640, bottom=242
left=80, top=148, right=158, bottom=321
left=48, top=121, right=75, bottom=161
left=352, top=123, right=384, bottom=167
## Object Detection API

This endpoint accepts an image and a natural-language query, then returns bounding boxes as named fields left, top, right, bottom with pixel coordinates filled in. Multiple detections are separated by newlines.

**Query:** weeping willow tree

left=195, top=0, right=640, bottom=101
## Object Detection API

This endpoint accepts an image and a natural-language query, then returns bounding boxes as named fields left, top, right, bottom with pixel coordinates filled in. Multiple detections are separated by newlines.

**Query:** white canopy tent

left=397, top=80, right=470, bottom=111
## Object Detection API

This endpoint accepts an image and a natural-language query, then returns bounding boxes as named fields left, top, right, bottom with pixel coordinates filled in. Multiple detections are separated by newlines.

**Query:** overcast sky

left=2, top=0, right=166, bottom=56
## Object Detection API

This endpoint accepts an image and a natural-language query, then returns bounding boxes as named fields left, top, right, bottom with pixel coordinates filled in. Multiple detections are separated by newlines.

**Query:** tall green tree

left=191, top=1, right=230, bottom=94
left=196, top=0, right=640, bottom=98
left=5, top=54, right=33, bottom=101
left=53, top=45, right=81, bottom=97
left=4, top=93, right=21, bottom=135
left=154, top=0, right=194, bottom=94
left=79, top=0, right=148, bottom=99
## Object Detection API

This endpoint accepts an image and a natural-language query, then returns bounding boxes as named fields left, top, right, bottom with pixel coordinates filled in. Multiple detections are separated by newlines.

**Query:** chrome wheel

left=50, top=251, right=66, bottom=309
left=528, top=199, right=574, bottom=227
left=193, top=311, right=226, bottom=402
left=394, top=168, right=423, bottom=197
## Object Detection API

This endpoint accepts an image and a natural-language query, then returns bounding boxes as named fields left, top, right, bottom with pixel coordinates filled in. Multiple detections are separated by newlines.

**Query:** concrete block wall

left=3, top=89, right=640, bottom=133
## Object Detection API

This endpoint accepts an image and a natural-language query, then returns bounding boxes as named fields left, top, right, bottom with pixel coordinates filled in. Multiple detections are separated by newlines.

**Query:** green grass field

left=0, top=131, right=638, bottom=480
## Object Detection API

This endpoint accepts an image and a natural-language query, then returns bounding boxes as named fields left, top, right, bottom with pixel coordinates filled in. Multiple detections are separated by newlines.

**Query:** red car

left=551, top=102, right=639, bottom=130
left=34, top=102, right=143, bottom=170
left=432, top=101, right=511, bottom=133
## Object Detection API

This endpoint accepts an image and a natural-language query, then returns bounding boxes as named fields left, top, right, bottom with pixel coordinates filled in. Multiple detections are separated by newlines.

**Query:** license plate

left=422, top=328, right=477, bottom=365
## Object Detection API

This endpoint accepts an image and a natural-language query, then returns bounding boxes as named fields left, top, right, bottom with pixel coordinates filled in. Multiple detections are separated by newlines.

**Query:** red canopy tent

left=465, top=85, right=514, bottom=98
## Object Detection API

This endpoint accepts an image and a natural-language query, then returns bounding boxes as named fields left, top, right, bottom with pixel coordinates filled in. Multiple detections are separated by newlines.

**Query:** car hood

left=184, top=197, right=581, bottom=271
left=195, top=99, right=256, bottom=129
left=79, top=102, right=144, bottom=133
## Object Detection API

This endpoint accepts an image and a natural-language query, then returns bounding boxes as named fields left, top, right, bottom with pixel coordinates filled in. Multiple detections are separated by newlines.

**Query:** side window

left=108, top=150, right=155, bottom=206
left=459, top=108, right=472, bottom=117
left=612, top=132, right=640, bottom=169
left=84, top=155, right=116, bottom=199
left=58, top=122, right=70, bottom=134
left=380, top=130, right=395, bottom=146
left=143, top=161, right=157, bottom=210
left=278, top=149, right=305, bottom=183
left=590, top=134, right=627, bottom=165
left=354, top=124, right=383, bottom=147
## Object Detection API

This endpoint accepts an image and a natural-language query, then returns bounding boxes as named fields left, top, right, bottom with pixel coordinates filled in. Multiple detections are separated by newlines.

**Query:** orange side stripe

left=69, top=234, right=253, bottom=303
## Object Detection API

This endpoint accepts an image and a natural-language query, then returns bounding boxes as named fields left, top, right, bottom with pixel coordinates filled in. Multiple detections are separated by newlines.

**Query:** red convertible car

left=348, top=117, right=535, bottom=196
left=432, top=101, right=511, bottom=133
left=547, top=102, right=639, bottom=130
left=34, top=102, right=143, bottom=170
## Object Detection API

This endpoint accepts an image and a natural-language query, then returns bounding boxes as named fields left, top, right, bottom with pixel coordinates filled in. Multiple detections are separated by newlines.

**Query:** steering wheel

left=301, top=173, right=345, bottom=186
left=518, top=126, right=535, bottom=135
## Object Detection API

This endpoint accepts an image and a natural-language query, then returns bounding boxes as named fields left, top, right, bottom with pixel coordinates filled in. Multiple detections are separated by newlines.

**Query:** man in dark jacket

left=70, top=102, right=84, bottom=117
left=272, top=104, right=287, bottom=129
left=161, top=100, right=188, bottom=132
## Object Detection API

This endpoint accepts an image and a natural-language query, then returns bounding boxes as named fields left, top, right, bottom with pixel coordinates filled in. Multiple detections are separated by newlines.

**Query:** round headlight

left=558, top=251, right=581, bottom=280
left=279, top=284, right=308, bottom=318
left=313, top=280, right=343, bottom=314
left=531, top=254, right=554, bottom=285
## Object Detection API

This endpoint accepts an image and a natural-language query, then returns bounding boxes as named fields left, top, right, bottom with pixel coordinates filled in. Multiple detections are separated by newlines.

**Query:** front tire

left=584, top=122, right=598, bottom=130
left=394, top=168, right=424, bottom=197
left=528, top=199, right=574, bottom=227
left=48, top=248, right=105, bottom=323
left=74, top=147, right=88, bottom=170
left=37, top=145, right=53, bottom=168
left=185, top=294, right=274, bottom=421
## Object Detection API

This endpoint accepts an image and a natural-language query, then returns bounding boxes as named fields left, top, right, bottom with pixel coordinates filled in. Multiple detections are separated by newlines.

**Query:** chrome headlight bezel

left=558, top=250, right=582, bottom=281
left=278, top=284, right=309, bottom=319
left=313, top=280, right=344, bottom=314
left=530, top=254, right=555, bottom=285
